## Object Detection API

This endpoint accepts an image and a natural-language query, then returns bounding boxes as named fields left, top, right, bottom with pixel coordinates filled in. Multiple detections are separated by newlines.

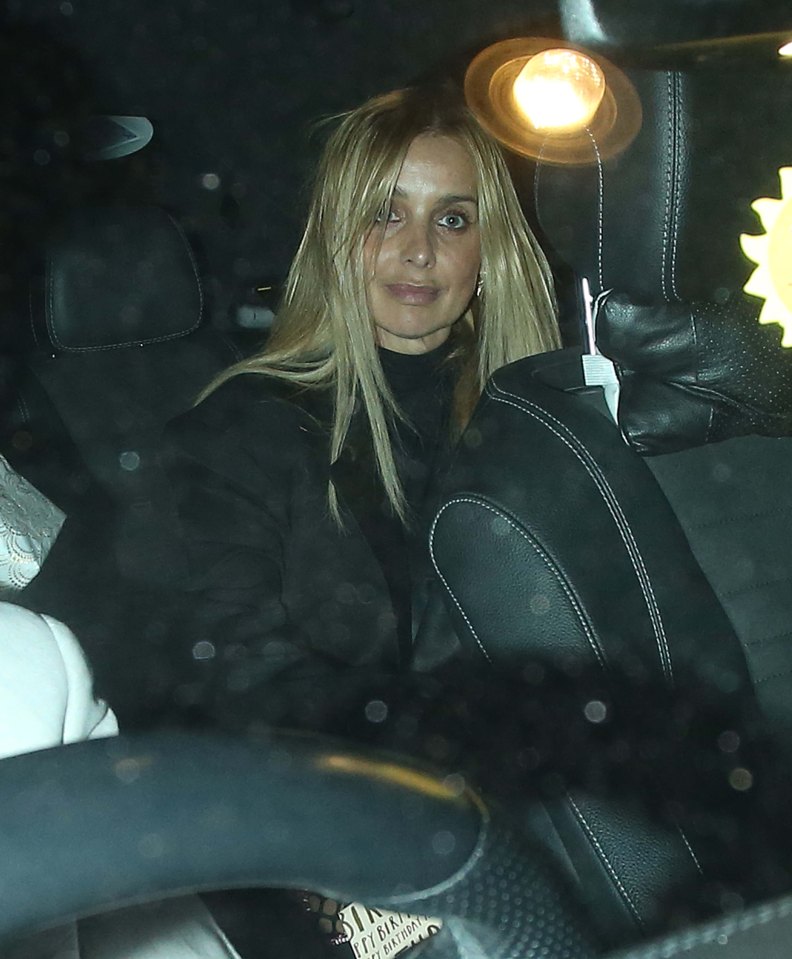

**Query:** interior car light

left=740, top=167, right=792, bottom=345
left=512, top=48, right=606, bottom=134
left=465, top=37, right=642, bottom=165
left=779, top=40, right=792, bottom=57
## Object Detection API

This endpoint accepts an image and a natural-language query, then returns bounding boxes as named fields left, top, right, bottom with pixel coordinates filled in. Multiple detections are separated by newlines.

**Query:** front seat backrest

left=427, top=51, right=792, bottom=946
left=533, top=53, right=792, bottom=744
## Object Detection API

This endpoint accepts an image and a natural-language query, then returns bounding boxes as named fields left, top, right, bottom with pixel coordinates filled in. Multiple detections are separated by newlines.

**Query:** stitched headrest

left=30, top=205, right=203, bottom=353
left=534, top=61, right=792, bottom=301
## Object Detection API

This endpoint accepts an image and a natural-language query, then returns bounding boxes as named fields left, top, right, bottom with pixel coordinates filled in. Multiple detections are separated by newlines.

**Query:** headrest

left=30, top=205, right=204, bottom=353
left=596, top=292, right=792, bottom=454
left=534, top=60, right=792, bottom=302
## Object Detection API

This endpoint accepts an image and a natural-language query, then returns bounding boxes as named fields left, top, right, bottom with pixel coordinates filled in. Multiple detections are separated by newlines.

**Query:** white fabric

left=0, top=602, right=241, bottom=959
left=0, top=604, right=117, bottom=755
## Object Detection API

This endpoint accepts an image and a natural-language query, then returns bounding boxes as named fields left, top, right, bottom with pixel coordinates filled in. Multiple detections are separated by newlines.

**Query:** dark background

left=3, top=0, right=559, bottom=326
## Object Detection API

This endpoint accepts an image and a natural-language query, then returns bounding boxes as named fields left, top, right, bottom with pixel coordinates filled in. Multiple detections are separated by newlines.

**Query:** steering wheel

left=0, top=730, right=600, bottom=958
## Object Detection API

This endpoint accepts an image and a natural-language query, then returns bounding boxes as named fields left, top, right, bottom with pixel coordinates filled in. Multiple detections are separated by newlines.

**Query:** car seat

left=1, top=204, right=251, bottom=725
left=424, top=44, right=792, bottom=949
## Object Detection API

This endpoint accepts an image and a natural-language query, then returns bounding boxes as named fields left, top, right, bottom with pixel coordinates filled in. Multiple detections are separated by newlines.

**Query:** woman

left=162, top=83, right=560, bottom=733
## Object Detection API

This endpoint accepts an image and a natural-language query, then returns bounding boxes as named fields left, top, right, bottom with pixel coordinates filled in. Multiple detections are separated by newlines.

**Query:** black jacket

left=162, top=369, right=449, bottom=731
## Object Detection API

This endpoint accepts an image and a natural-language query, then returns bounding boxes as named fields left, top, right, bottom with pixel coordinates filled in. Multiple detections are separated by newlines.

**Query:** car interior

left=1, top=0, right=792, bottom=957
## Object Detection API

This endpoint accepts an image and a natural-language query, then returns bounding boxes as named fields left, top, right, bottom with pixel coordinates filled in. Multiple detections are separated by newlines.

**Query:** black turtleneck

left=357, top=340, right=455, bottom=662
left=378, top=338, right=456, bottom=524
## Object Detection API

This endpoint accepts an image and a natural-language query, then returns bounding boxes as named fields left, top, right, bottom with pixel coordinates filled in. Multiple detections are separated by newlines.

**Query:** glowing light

left=779, top=40, right=792, bottom=58
left=740, top=167, right=792, bottom=346
left=512, top=48, right=605, bottom=134
left=464, top=37, right=642, bottom=164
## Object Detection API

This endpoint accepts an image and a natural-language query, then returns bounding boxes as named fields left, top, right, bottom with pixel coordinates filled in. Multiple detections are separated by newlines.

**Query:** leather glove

left=596, top=291, right=792, bottom=454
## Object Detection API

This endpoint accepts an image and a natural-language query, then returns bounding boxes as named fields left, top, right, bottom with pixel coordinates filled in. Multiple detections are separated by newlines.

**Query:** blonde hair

left=208, top=85, right=559, bottom=521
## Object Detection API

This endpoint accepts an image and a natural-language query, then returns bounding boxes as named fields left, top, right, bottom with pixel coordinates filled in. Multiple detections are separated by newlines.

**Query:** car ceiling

left=5, top=0, right=559, bottom=324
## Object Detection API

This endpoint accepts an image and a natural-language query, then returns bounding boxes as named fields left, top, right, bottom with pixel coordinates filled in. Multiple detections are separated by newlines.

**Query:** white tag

left=581, top=353, right=620, bottom=422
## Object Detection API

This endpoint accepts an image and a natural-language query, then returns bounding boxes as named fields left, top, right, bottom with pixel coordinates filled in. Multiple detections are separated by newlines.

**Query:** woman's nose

left=401, top=221, right=435, bottom=267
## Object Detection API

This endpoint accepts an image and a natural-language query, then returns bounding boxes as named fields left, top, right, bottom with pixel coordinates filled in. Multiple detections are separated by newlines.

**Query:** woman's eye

left=438, top=211, right=469, bottom=230
left=374, top=204, right=400, bottom=224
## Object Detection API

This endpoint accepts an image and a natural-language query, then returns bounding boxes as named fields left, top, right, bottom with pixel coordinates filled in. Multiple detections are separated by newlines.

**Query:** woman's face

left=363, top=133, right=481, bottom=355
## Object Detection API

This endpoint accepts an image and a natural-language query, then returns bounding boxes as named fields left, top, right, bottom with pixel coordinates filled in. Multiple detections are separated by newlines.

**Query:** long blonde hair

left=208, top=85, right=559, bottom=521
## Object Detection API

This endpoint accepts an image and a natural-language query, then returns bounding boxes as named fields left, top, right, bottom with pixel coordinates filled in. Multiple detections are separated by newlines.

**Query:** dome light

left=512, top=48, right=606, bottom=134
left=465, top=38, right=641, bottom=165
left=779, top=40, right=792, bottom=58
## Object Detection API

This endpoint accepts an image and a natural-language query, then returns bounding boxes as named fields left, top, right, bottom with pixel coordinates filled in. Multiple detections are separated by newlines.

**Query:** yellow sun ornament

left=740, top=167, right=792, bottom=346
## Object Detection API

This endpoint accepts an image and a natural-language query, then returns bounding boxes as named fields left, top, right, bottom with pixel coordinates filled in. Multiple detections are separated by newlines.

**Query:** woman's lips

left=384, top=283, right=440, bottom=305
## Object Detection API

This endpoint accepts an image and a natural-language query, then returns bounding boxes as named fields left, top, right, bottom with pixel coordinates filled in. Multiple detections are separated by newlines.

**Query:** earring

left=476, top=273, right=485, bottom=298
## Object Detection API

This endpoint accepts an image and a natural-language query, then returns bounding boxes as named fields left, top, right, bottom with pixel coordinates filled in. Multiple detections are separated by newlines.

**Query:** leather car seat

left=1, top=204, right=248, bottom=725
left=425, top=50, right=792, bottom=949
